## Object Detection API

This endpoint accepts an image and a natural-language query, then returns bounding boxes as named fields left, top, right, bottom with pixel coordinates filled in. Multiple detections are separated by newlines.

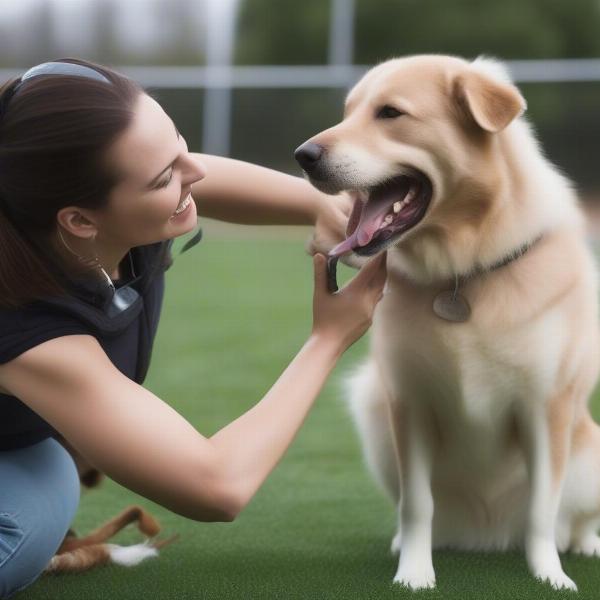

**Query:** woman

left=0, top=58, right=386, bottom=597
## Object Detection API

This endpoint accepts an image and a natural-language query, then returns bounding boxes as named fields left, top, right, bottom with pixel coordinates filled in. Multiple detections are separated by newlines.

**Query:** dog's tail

left=45, top=544, right=113, bottom=573
left=45, top=536, right=179, bottom=573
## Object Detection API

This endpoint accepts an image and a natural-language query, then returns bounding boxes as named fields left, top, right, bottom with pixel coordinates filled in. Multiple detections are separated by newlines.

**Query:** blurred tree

left=235, top=0, right=330, bottom=64
left=234, top=0, right=600, bottom=65
left=355, top=0, right=600, bottom=63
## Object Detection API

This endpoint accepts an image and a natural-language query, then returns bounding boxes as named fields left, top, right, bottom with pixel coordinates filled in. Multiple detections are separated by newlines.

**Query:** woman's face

left=94, top=93, right=205, bottom=249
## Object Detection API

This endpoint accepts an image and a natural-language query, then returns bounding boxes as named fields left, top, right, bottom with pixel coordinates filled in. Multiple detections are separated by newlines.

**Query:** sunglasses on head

left=0, top=62, right=112, bottom=120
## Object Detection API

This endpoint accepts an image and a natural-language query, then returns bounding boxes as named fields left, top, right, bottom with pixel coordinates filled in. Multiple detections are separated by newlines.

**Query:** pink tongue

left=329, top=182, right=409, bottom=257
left=328, top=230, right=361, bottom=257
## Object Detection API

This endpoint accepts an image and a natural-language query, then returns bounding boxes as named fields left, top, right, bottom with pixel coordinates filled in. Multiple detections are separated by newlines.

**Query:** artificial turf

left=17, top=232, right=600, bottom=599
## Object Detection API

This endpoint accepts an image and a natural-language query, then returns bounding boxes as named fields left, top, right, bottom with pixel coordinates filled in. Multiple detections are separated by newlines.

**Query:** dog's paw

left=571, top=534, right=600, bottom=557
left=528, top=537, right=577, bottom=591
left=535, top=570, right=577, bottom=591
left=390, top=532, right=402, bottom=556
left=393, top=562, right=436, bottom=590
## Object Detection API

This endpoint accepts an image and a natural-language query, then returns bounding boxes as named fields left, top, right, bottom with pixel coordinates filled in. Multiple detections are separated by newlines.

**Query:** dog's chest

left=373, top=284, right=565, bottom=433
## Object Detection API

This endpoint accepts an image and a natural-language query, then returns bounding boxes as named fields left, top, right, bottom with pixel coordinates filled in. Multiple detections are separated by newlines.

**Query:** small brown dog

left=46, top=436, right=177, bottom=573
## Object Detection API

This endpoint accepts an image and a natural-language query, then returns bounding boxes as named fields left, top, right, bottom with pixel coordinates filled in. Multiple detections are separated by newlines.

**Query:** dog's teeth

left=405, top=190, right=417, bottom=204
left=383, top=214, right=394, bottom=226
left=393, top=201, right=402, bottom=213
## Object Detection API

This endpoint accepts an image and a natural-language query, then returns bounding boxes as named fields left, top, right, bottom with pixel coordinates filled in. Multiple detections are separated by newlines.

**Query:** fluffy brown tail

left=46, top=545, right=112, bottom=573
left=46, top=505, right=177, bottom=573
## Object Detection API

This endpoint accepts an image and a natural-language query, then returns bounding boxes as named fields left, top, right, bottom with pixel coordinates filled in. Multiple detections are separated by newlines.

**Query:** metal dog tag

left=433, top=290, right=471, bottom=322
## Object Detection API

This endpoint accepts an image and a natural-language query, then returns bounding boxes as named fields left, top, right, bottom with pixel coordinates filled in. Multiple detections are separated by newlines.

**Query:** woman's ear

left=453, top=68, right=526, bottom=133
left=56, top=207, right=98, bottom=239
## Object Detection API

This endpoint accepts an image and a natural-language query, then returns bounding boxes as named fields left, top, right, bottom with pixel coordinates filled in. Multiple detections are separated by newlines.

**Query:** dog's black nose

left=294, top=142, right=324, bottom=172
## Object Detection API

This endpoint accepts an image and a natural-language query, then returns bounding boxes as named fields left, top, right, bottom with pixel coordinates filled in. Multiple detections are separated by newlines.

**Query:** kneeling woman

left=0, top=59, right=386, bottom=598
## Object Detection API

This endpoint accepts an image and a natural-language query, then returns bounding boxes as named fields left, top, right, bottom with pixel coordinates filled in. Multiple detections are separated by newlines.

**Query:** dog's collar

left=463, top=234, right=544, bottom=280
left=432, top=234, right=544, bottom=323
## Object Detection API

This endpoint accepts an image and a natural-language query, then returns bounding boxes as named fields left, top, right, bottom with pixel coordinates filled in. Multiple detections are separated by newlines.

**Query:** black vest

left=0, top=241, right=171, bottom=450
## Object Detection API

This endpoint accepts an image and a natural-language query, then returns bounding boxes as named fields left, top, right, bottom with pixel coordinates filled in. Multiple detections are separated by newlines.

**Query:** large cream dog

left=295, top=54, right=600, bottom=591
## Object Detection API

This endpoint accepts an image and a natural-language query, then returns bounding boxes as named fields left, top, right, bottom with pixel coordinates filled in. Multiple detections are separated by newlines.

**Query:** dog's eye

left=376, top=105, right=405, bottom=120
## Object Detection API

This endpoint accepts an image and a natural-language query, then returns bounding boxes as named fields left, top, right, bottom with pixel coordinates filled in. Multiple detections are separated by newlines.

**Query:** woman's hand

left=306, top=192, right=354, bottom=257
left=310, top=251, right=387, bottom=354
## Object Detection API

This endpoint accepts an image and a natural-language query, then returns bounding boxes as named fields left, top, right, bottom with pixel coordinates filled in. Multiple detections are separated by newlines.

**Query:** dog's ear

left=454, top=68, right=526, bottom=133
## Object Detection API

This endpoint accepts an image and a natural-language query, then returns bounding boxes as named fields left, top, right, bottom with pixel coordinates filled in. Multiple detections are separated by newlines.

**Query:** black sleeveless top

left=0, top=240, right=172, bottom=450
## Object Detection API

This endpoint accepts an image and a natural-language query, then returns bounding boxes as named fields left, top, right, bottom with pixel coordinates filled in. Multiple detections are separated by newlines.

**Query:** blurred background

left=2, top=0, right=600, bottom=215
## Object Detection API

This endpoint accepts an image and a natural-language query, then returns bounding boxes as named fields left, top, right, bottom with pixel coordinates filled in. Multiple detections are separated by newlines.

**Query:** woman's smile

left=170, top=191, right=194, bottom=220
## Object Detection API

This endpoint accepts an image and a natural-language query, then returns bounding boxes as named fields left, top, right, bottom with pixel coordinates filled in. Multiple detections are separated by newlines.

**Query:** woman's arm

left=0, top=331, right=337, bottom=522
left=210, top=252, right=387, bottom=510
left=0, top=254, right=386, bottom=522
left=191, top=154, right=325, bottom=226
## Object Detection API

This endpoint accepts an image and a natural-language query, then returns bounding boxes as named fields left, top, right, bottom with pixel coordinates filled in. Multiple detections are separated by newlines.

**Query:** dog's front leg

left=391, top=401, right=436, bottom=590
left=518, top=398, right=576, bottom=591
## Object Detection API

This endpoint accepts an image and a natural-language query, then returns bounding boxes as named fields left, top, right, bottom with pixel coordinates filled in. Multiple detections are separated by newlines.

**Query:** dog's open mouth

left=329, top=171, right=432, bottom=258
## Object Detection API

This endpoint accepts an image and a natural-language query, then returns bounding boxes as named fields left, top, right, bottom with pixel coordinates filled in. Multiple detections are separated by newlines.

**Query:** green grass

left=18, top=235, right=600, bottom=600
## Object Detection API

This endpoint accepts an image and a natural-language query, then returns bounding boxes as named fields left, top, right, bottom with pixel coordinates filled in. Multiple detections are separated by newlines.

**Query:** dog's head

left=295, top=55, right=526, bottom=268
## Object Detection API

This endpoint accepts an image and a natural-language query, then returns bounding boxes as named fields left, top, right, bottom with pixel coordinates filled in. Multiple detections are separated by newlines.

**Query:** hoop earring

left=57, top=228, right=115, bottom=292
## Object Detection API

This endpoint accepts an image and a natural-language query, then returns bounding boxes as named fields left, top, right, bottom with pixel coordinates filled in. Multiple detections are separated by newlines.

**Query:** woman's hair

left=0, top=58, right=144, bottom=309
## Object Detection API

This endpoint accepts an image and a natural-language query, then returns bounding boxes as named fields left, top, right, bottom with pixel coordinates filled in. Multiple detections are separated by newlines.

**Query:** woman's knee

left=0, top=511, right=34, bottom=599
left=44, top=438, right=81, bottom=529
left=0, top=438, right=80, bottom=598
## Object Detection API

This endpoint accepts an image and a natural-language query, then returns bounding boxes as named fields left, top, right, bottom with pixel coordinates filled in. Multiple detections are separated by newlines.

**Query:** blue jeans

left=0, top=438, right=80, bottom=598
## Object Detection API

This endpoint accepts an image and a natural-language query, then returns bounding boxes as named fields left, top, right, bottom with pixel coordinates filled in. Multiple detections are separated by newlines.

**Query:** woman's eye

left=156, top=169, right=174, bottom=189
left=376, top=105, right=405, bottom=119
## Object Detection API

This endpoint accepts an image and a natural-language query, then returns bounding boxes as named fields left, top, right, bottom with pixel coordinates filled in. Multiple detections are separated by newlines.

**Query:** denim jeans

left=0, top=437, right=80, bottom=598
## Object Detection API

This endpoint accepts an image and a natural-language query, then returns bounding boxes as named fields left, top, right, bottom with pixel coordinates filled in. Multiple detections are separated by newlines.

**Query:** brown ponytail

left=0, top=58, right=144, bottom=309
left=0, top=204, right=66, bottom=308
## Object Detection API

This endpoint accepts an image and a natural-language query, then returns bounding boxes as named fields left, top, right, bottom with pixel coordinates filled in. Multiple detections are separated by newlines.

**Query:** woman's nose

left=182, top=154, right=206, bottom=184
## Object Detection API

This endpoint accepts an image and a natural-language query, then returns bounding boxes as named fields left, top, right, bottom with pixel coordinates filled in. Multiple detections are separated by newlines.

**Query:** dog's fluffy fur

left=299, top=54, right=600, bottom=591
